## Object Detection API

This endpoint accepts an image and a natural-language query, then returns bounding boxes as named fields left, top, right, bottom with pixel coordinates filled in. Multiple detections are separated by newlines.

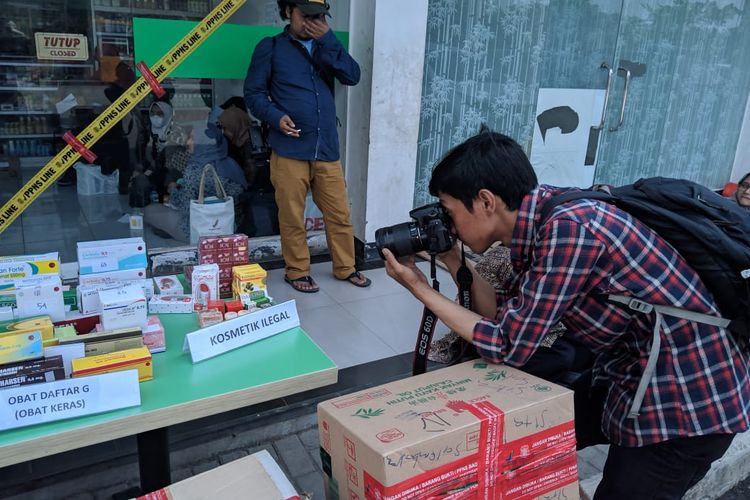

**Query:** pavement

left=2, top=354, right=750, bottom=499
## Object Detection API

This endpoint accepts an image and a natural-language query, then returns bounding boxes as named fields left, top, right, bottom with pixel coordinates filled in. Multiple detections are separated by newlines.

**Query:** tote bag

left=189, top=164, right=235, bottom=244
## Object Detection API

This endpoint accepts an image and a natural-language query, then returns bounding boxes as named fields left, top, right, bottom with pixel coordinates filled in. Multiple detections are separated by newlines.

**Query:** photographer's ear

left=477, top=189, right=496, bottom=212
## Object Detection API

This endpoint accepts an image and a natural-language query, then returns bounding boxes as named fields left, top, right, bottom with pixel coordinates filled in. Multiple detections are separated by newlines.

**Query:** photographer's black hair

left=429, top=125, right=538, bottom=212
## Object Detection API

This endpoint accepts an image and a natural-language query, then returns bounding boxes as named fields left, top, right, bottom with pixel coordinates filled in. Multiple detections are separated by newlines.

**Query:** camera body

left=375, top=202, right=454, bottom=258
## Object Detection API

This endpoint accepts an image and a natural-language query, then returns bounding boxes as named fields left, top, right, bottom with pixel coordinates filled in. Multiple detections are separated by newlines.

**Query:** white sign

left=34, top=32, right=89, bottom=62
left=0, top=370, right=140, bottom=431
left=530, top=88, right=605, bottom=188
left=183, top=300, right=300, bottom=363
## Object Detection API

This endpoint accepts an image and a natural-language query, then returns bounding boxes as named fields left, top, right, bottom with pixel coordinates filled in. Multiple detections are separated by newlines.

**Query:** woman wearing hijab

left=145, top=101, right=189, bottom=200
left=143, top=110, right=246, bottom=242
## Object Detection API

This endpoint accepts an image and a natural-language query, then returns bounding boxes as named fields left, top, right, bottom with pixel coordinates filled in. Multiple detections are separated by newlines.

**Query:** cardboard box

left=0, top=368, right=65, bottom=389
left=147, top=295, right=194, bottom=314
left=137, top=450, right=297, bottom=500
left=317, top=361, right=579, bottom=500
left=0, top=315, right=54, bottom=341
left=77, top=237, right=148, bottom=275
left=191, top=264, right=219, bottom=311
left=71, top=345, right=152, bottom=382
left=0, top=330, right=43, bottom=365
left=99, top=284, right=148, bottom=331
left=153, top=275, right=184, bottom=295
left=77, top=268, right=147, bottom=287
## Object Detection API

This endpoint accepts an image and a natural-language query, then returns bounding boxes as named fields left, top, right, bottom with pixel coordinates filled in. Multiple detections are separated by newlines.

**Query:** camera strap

left=412, top=248, right=473, bottom=375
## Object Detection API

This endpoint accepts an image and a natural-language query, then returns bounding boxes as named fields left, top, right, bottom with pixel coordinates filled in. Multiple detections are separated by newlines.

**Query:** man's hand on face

left=303, top=17, right=330, bottom=40
left=383, top=249, right=429, bottom=293
left=279, top=114, right=300, bottom=138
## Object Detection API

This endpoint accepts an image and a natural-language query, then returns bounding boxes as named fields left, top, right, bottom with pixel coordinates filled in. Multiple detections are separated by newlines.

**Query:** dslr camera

left=375, top=203, right=454, bottom=258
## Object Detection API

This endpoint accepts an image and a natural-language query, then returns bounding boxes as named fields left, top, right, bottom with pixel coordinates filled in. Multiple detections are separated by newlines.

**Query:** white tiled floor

left=267, top=260, right=456, bottom=369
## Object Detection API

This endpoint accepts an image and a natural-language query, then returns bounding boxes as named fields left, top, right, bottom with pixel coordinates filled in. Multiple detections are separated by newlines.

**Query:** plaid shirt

left=473, top=186, right=750, bottom=446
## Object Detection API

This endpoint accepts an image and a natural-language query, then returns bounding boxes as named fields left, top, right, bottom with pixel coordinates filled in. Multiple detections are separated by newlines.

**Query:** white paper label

left=184, top=300, right=299, bottom=363
left=0, top=370, right=141, bottom=430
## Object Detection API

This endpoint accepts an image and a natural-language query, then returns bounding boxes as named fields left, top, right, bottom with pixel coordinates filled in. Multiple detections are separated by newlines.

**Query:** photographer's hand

left=382, top=249, right=428, bottom=293
left=383, top=249, right=483, bottom=343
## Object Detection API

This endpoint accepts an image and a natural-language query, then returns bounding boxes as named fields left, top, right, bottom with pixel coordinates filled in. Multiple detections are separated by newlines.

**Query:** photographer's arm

left=383, top=249, right=483, bottom=342
left=438, top=246, right=501, bottom=319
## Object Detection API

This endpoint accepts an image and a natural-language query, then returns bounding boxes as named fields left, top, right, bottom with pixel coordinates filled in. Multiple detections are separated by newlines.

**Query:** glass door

left=593, top=0, right=750, bottom=189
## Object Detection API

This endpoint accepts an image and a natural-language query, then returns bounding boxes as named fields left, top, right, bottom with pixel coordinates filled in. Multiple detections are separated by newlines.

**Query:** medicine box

left=77, top=237, right=147, bottom=275
left=99, top=284, right=148, bottom=331
left=14, top=274, right=66, bottom=322
left=153, top=275, right=183, bottom=295
left=78, top=268, right=147, bottom=287
left=0, top=315, right=53, bottom=341
left=71, top=345, right=152, bottom=382
left=231, top=264, right=267, bottom=296
left=147, top=295, right=194, bottom=314
left=77, top=279, right=153, bottom=315
left=191, top=264, right=219, bottom=311
left=0, top=330, right=43, bottom=365
left=0, top=252, right=60, bottom=294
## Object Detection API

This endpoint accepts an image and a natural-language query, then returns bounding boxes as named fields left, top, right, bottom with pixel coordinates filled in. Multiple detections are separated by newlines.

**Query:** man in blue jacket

left=244, top=0, right=370, bottom=293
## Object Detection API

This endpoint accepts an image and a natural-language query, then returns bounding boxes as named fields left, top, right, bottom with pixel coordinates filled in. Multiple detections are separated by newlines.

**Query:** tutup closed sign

left=34, top=32, right=89, bottom=61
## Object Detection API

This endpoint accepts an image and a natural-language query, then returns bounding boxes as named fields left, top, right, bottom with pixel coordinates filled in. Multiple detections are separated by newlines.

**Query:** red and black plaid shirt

left=473, top=186, right=750, bottom=446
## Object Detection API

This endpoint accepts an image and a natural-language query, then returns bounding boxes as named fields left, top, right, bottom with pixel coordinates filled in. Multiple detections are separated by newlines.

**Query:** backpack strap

left=607, top=294, right=730, bottom=418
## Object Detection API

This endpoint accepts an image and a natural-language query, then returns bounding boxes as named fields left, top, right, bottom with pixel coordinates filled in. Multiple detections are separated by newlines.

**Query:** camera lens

left=375, top=222, right=424, bottom=259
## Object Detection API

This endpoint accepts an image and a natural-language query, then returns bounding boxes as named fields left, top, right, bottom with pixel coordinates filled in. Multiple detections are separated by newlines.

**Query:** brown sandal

left=338, top=271, right=371, bottom=288
left=284, top=275, right=320, bottom=293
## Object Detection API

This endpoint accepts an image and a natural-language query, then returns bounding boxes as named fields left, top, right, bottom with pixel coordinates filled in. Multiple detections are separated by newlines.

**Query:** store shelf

left=0, top=86, right=58, bottom=92
left=0, top=134, right=54, bottom=139
left=96, top=31, right=132, bottom=37
left=0, top=111, right=55, bottom=116
left=94, top=5, right=206, bottom=17
left=0, top=61, right=95, bottom=69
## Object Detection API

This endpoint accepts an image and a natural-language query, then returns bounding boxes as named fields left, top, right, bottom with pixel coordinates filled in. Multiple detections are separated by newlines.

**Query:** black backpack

left=540, top=177, right=750, bottom=339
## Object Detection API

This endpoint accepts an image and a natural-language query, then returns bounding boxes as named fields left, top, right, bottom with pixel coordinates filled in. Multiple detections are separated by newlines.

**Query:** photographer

left=381, top=127, right=750, bottom=500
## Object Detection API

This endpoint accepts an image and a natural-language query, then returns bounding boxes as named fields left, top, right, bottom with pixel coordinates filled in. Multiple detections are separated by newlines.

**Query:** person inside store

left=99, top=60, right=137, bottom=194
left=382, top=127, right=750, bottom=500
left=143, top=109, right=245, bottom=242
left=144, top=100, right=189, bottom=199
left=0, top=18, right=31, bottom=56
left=734, top=172, right=750, bottom=209
left=217, top=97, right=253, bottom=183
left=244, top=0, right=370, bottom=293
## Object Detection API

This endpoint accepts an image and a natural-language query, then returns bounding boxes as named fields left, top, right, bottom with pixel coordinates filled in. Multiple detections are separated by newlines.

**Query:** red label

left=136, top=61, right=166, bottom=98
left=345, top=437, right=357, bottom=461
left=63, top=131, right=97, bottom=163
left=376, top=428, right=405, bottom=443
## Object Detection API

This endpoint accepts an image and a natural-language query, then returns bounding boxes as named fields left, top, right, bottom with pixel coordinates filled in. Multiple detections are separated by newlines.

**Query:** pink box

left=142, top=315, right=166, bottom=353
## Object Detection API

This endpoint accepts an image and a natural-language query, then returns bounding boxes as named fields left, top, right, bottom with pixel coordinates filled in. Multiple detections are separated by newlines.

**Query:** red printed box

left=318, top=361, right=579, bottom=500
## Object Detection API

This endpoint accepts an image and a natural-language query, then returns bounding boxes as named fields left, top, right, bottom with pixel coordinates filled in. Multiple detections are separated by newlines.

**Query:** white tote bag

left=189, top=164, right=235, bottom=244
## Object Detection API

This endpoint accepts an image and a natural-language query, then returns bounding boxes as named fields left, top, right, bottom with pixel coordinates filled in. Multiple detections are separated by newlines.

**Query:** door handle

left=593, top=62, right=613, bottom=131
left=610, top=67, right=631, bottom=131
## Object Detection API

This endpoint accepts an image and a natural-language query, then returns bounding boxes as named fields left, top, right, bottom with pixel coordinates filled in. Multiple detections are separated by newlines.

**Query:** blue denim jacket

left=244, top=27, right=360, bottom=162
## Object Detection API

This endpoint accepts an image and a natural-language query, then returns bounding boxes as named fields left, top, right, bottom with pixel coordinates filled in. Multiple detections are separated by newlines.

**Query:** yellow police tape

left=0, top=0, right=245, bottom=234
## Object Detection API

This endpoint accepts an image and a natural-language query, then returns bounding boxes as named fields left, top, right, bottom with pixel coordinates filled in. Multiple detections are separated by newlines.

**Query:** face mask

left=150, top=116, right=164, bottom=128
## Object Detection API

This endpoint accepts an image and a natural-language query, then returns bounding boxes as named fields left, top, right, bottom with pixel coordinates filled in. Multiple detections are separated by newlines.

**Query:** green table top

left=0, top=312, right=337, bottom=467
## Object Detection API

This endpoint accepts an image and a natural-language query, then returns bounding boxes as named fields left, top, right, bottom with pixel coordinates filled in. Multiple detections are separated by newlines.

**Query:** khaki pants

left=270, top=152, right=355, bottom=280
